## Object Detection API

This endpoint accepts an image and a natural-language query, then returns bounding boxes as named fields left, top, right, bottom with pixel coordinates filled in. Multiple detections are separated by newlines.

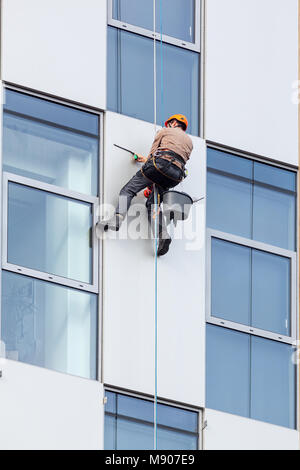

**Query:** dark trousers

left=116, top=157, right=183, bottom=237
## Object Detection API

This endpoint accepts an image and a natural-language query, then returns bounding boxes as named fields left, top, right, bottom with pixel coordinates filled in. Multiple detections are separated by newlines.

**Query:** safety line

left=153, top=0, right=158, bottom=452
left=153, top=0, right=157, bottom=133
left=160, top=0, right=164, bottom=128
left=153, top=0, right=164, bottom=451
left=154, top=184, right=158, bottom=451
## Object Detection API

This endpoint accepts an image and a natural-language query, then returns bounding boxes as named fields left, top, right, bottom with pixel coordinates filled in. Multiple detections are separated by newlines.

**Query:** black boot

left=97, top=214, right=124, bottom=232
left=157, top=235, right=172, bottom=256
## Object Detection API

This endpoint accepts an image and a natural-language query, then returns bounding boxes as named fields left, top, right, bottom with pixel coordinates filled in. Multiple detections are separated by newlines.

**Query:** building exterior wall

left=0, top=359, right=104, bottom=450
left=1, top=0, right=107, bottom=108
left=102, top=112, right=206, bottom=407
left=0, top=0, right=299, bottom=450
left=204, top=408, right=299, bottom=450
left=205, top=0, right=298, bottom=166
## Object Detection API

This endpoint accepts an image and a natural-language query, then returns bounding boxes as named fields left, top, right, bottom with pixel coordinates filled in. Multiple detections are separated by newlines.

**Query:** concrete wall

left=1, top=0, right=107, bottom=109
left=205, top=0, right=298, bottom=166
left=0, top=359, right=104, bottom=450
left=204, top=409, right=299, bottom=450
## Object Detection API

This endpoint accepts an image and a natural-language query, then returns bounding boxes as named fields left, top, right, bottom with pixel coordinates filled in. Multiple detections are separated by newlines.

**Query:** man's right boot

left=97, top=213, right=124, bottom=232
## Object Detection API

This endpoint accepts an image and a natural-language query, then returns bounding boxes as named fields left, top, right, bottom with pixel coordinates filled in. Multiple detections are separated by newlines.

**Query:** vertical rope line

left=153, top=0, right=158, bottom=452
left=154, top=184, right=158, bottom=451
left=160, top=0, right=164, bottom=128
left=153, top=0, right=157, bottom=133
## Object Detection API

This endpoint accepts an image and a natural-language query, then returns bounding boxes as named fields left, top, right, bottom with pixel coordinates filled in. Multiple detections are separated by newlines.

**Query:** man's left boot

left=157, top=234, right=172, bottom=256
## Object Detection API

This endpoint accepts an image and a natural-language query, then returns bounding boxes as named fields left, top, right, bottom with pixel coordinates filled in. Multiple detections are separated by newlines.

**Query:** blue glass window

left=206, top=325, right=296, bottom=429
left=211, top=238, right=251, bottom=326
left=104, top=391, right=198, bottom=450
left=3, top=89, right=99, bottom=196
left=7, top=182, right=93, bottom=284
left=107, top=27, right=199, bottom=136
left=1, top=271, right=98, bottom=379
left=207, top=148, right=296, bottom=250
left=112, top=0, right=196, bottom=43
left=211, top=238, right=291, bottom=337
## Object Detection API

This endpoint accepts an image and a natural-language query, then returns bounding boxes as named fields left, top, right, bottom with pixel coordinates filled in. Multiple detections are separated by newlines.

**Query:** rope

left=153, top=0, right=157, bottom=133
left=153, top=0, right=158, bottom=451
left=160, top=0, right=164, bottom=128
left=153, top=184, right=159, bottom=451
left=153, top=0, right=164, bottom=451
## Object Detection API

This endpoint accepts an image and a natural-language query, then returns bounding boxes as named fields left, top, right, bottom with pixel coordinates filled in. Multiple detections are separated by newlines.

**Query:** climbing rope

left=153, top=0, right=164, bottom=451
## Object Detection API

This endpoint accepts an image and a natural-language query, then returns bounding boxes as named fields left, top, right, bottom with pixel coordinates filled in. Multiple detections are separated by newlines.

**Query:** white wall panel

left=102, top=112, right=206, bottom=407
left=2, top=0, right=106, bottom=109
left=204, top=409, right=299, bottom=450
left=0, top=360, right=103, bottom=450
left=205, top=0, right=298, bottom=166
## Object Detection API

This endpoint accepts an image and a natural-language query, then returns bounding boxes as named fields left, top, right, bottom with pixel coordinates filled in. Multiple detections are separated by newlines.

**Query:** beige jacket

left=147, top=127, right=193, bottom=165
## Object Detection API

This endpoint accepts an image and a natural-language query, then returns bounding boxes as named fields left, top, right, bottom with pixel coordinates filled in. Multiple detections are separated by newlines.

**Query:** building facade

left=0, top=0, right=299, bottom=450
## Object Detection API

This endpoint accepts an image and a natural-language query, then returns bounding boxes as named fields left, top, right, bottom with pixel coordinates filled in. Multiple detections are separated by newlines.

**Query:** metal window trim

left=0, top=82, right=4, bottom=342
left=4, top=82, right=104, bottom=118
left=207, top=166, right=297, bottom=196
left=206, top=228, right=297, bottom=345
left=2, top=172, right=99, bottom=294
left=104, top=386, right=202, bottom=448
left=105, top=411, right=199, bottom=437
left=207, top=142, right=299, bottom=173
left=4, top=108, right=99, bottom=140
left=1, top=264, right=99, bottom=294
left=104, top=385, right=202, bottom=414
left=97, top=111, right=104, bottom=383
left=3, top=171, right=99, bottom=204
left=107, top=0, right=201, bottom=53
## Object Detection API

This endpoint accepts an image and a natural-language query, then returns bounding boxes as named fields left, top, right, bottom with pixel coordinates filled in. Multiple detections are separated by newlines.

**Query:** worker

left=98, top=114, right=193, bottom=256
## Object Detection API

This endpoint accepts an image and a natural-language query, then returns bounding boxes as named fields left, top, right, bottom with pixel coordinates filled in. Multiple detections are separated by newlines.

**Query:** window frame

left=2, top=171, right=99, bottom=294
left=0, top=84, right=104, bottom=381
left=104, top=388, right=202, bottom=450
left=107, top=0, right=201, bottom=52
left=206, top=228, right=297, bottom=345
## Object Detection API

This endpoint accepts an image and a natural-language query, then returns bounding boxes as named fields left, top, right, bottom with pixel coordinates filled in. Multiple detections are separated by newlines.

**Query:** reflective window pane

left=207, top=172, right=252, bottom=238
left=106, top=391, right=117, bottom=414
left=157, top=404, right=198, bottom=433
left=156, top=42, right=199, bottom=135
left=206, top=324, right=250, bottom=417
left=8, top=182, right=93, bottom=284
left=3, top=109, right=98, bottom=196
left=251, top=337, right=296, bottom=429
left=206, top=150, right=296, bottom=251
left=254, top=162, right=296, bottom=192
left=157, top=428, right=197, bottom=450
left=211, top=239, right=251, bottom=325
left=113, top=0, right=153, bottom=30
left=252, top=250, right=290, bottom=336
left=1, top=271, right=97, bottom=379
left=117, top=418, right=153, bottom=450
left=4, top=89, right=99, bottom=136
left=118, top=394, right=154, bottom=423
left=119, top=30, right=155, bottom=123
left=253, top=185, right=295, bottom=251
left=105, top=392, right=198, bottom=450
left=107, top=27, right=199, bottom=136
left=112, top=0, right=195, bottom=43
left=207, top=148, right=253, bottom=179
left=206, top=325, right=296, bottom=429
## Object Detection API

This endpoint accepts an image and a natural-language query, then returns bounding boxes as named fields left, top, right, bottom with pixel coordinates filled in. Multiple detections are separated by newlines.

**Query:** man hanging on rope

left=97, top=114, right=193, bottom=256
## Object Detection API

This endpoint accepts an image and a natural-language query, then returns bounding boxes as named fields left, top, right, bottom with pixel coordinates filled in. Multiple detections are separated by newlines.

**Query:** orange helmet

left=165, top=114, right=188, bottom=131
